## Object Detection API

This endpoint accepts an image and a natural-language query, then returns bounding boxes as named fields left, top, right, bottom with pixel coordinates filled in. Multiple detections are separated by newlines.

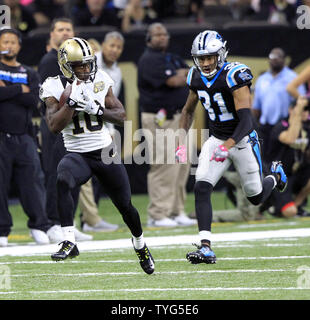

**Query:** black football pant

left=40, top=119, right=80, bottom=225
left=0, top=133, right=51, bottom=236
left=56, top=148, right=143, bottom=237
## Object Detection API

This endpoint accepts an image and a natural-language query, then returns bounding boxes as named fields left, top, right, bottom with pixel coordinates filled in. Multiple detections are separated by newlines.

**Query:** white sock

left=132, top=233, right=145, bottom=250
left=62, top=226, right=76, bottom=244
left=199, top=230, right=212, bottom=243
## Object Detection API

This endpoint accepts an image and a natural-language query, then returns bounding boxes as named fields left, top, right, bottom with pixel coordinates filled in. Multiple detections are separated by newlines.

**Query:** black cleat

left=186, top=243, right=216, bottom=264
left=51, top=240, right=79, bottom=261
left=270, top=161, right=288, bottom=192
left=132, top=240, right=155, bottom=275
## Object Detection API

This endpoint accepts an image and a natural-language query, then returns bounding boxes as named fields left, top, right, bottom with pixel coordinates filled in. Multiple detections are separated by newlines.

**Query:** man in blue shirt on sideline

left=252, top=47, right=306, bottom=164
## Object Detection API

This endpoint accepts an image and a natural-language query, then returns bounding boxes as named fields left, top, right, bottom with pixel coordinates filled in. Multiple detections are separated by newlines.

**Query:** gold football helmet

left=58, top=37, right=97, bottom=81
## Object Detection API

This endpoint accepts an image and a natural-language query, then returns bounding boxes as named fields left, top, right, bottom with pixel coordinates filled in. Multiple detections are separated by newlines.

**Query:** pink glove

left=210, top=145, right=228, bottom=162
left=175, top=145, right=187, bottom=163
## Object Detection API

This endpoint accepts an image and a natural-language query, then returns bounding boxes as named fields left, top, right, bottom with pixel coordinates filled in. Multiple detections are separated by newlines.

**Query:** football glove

left=175, top=145, right=187, bottom=163
left=210, top=145, right=228, bottom=162
left=74, top=98, right=104, bottom=116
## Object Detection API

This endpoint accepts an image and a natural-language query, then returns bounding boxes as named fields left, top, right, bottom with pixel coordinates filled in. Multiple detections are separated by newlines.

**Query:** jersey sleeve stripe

left=226, top=64, right=248, bottom=88
left=186, top=67, right=195, bottom=86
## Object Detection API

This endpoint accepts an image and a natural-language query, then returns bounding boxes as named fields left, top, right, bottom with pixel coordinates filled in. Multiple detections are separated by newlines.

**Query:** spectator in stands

left=38, top=18, right=93, bottom=241
left=32, top=0, right=68, bottom=27
left=252, top=47, right=306, bottom=164
left=71, top=0, right=119, bottom=27
left=268, top=0, right=296, bottom=25
left=3, top=0, right=37, bottom=34
left=138, top=23, right=196, bottom=227
left=87, top=38, right=101, bottom=53
left=188, top=0, right=204, bottom=23
left=268, top=96, right=310, bottom=217
left=0, top=28, right=62, bottom=246
left=121, top=0, right=158, bottom=33
left=287, top=65, right=310, bottom=99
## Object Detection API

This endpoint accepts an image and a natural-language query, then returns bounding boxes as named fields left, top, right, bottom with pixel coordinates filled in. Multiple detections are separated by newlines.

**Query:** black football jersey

left=187, top=62, right=253, bottom=140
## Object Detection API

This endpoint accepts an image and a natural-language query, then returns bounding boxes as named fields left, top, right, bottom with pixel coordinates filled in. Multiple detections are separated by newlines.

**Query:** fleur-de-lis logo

left=59, top=47, right=67, bottom=62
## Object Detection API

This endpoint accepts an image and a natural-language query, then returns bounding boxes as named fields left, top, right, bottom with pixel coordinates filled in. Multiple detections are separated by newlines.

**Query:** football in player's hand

left=59, top=84, right=72, bottom=108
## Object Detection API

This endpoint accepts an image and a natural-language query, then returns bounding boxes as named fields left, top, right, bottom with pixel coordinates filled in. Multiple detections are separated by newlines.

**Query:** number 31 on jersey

left=197, top=90, right=234, bottom=122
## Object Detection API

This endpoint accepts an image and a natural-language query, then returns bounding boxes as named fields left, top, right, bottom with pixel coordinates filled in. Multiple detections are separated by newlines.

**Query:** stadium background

left=11, top=15, right=310, bottom=195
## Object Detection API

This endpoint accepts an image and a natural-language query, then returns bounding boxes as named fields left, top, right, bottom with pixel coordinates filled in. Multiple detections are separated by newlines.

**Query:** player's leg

left=51, top=152, right=92, bottom=261
left=232, top=131, right=286, bottom=206
left=92, top=155, right=154, bottom=274
left=187, top=136, right=231, bottom=264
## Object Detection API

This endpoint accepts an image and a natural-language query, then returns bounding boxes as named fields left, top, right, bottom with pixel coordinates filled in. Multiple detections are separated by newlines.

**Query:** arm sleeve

left=231, top=108, right=254, bottom=144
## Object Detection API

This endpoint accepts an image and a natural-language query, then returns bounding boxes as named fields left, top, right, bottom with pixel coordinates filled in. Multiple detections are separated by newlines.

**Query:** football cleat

left=186, top=243, right=216, bottom=264
left=51, top=240, right=79, bottom=261
left=132, top=240, right=155, bottom=275
left=270, top=161, right=288, bottom=192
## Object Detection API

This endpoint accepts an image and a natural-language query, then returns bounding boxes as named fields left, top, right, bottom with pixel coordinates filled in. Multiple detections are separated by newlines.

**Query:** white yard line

left=0, top=287, right=310, bottom=295
left=1, top=227, right=310, bottom=257
left=1, top=255, right=310, bottom=265
left=9, top=269, right=292, bottom=277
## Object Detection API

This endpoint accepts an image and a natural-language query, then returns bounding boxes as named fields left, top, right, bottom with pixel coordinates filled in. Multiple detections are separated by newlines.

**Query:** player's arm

left=178, top=89, right=198, bottom=145
left=45, top=96, right=75, bottom=134
left=223, top=85, right=253, bottom=150
left=103, top=87, right=126, bottom=126
left=175, top=89, right=198, bottom=163
left=278, top=96, right=308, bottom=145
left=286, top=66, right=310, bottom=99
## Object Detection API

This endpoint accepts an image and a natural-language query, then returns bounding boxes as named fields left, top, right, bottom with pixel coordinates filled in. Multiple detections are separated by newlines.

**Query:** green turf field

left=1, top=192, right=310, bottom=301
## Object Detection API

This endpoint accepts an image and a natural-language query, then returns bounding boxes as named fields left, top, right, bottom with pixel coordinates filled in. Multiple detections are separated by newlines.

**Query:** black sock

left=194, top=181, right=213, bottom=232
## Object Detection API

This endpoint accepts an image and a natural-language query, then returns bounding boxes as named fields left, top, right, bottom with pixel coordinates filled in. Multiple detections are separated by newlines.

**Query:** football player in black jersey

left=175, top=30, right=288, bottom=264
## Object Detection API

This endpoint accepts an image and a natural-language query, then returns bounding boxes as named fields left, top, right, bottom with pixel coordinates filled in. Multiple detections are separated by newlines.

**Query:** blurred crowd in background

left=0, top=0, right=307, bottom=36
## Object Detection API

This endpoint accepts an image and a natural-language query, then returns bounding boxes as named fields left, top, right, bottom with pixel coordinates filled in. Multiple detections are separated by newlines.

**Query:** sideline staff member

left=138, top=23, right=196, bottom=227
left=0, top=28, right=55, bottom=246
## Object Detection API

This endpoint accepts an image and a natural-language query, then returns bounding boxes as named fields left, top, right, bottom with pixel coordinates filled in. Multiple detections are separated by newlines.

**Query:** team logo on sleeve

left=238, top=71, right=252, bottom=81
left=93, top=81, right=105, bottom=93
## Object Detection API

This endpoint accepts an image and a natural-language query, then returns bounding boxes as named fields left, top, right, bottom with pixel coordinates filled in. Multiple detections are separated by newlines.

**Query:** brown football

left=59, top=84, right=72, bottom=109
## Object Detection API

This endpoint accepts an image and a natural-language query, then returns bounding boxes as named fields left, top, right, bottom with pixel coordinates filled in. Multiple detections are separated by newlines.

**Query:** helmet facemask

left=191, top=31, right=228, bottom=79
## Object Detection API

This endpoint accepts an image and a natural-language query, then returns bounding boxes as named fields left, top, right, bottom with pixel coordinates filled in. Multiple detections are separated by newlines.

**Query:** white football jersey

left=40, top=70, right=114, bottom=153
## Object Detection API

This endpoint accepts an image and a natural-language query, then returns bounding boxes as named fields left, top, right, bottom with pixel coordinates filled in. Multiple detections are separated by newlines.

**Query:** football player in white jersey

left=40, top=37, right=154, bottom=274
left=175, top=30, right=288, bottom=264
